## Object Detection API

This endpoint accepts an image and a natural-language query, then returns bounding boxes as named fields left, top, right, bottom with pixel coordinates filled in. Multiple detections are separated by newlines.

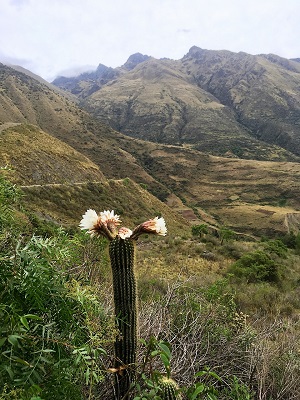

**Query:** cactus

left=109, top=236, right=137, bottom=399
left=159, top=377, right=181, bottom=400
left=80, top=209, right=167, bottom=399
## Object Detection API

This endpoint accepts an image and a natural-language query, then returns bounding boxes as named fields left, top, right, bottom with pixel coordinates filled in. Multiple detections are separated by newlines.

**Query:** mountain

left=51, top=53, right=151, bottom=99
left=52, top=47, right=300, bottom=161
left=0, top=63, right=177, bottom=225
left=52, top=63, right=121, bottom=98
left=0, top=63, right=163, bottom=193
left=182, top=47, right=300, bottom=157
left=1, top=62, right=300, bottom=236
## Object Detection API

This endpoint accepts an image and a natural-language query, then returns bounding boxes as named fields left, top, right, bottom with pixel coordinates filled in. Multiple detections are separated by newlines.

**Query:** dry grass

left=21, top=178, right=191, bottom=237
left=0, top=124, right=105, bottom=185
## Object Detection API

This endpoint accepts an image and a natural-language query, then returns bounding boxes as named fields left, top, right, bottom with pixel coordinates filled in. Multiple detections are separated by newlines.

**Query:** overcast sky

left=0, top=0, right=299, bottom=82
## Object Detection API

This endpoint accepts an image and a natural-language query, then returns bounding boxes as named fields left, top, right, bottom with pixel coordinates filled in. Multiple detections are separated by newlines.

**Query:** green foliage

left=219, top=226, right=236, bottom=244
left=0, top=177, right=112, bottom=399
left=182, top=368, right=220, bottom=400
left=295, top=233, right=300, bottom=254
left=139, top=183, right=148, bottom=190
left=228, top=250, right=283, bottom=283
left=0, top=232, right=110, bottom=398
left=191, top=224, right=208, bottom=238
left=133, top=337, right=179, bottom=399
left=279, top=232, right=297, bottom=248
left=0, top=173, right=23, bottom=247
left=262, top=239, right=288, bottom=258
left=183, top=369, right=254, bottom=399
left=134, top=337, right=254, bottom=400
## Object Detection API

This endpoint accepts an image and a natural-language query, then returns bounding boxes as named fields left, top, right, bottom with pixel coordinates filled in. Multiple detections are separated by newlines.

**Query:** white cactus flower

left=118, top=227, right=133, bottom=239
left=153, top=217, right=167, bottom=236
left=79, top=209, right=120, bottom=239
left=79, top=209, right=99, bottom=233
left=131, top=216, right=167, bottom=239
left=100, top=210, right=121, bottom=225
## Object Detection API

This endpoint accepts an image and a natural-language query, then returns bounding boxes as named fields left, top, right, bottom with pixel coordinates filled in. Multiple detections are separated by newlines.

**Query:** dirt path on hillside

left=284, top=213, right=300, bottom=233
left=0, top=122, right=22, bottom=133
left=20, top=181, right=102, bottom=189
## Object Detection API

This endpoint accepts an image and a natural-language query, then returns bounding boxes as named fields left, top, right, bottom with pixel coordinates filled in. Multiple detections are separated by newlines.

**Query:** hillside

left=0, top=63, right=168, bottom=195
left=103, top=136, right=300, bottom=236
left=182, top=47, right=300, bottom=157
left=1, top=63, right=300, bottom=236
left=0, top=122, right=188, bottom=234
left=53, top=47, right=300, bottom=161
left=0, top=123, right=105, bottom=185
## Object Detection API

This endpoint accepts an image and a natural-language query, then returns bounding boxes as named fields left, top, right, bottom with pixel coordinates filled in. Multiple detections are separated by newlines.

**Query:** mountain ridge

left=52, top=46, right=300, bottom=161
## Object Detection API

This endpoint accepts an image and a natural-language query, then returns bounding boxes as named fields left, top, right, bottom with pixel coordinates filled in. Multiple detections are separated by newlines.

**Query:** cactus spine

left=159, top=377, right=181, bottom=400
left=109, top=236, right=137, bottom=399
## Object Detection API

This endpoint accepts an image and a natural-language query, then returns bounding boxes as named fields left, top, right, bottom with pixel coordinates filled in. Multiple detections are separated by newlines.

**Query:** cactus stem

left=109, top=236, right=137, bottom=399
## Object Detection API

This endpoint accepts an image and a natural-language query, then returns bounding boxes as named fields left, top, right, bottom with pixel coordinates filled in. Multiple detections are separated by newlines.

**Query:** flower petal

left=154, top=217, right=167, bottom=236
left=79, top=209, right=98, bottom=231
left=100, top=210, right=121, bottom=225
left=118, top=227, right=133, bottom=239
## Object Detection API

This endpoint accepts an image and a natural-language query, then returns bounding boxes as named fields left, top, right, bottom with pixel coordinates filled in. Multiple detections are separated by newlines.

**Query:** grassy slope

left=0, top=124, right=105, bottom=185
left=2, top=122, right=300, bottom=237
left=1, top=64, right=300, bottom=236
left=22, top=179, right=189, bottom=236
left=108, top=136, right=300, bottom=235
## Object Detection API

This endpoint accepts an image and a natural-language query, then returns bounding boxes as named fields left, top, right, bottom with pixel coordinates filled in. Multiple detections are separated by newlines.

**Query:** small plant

left=191, top=224, right=208, bottom=238
left=134, top=337, right=180, bottom=400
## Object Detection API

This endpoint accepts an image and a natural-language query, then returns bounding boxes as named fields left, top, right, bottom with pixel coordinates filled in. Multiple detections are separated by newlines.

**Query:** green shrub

left=191, top=224, right=208, bottom=238
left=0, top=176, right=117, bottom=399
left=228, top=250, right=282, bottom=283
left=0, top=173, right=22, bottom=233
left=262, top=239, right=288, bottom=258
left=0, top=234, right=113, bottom=398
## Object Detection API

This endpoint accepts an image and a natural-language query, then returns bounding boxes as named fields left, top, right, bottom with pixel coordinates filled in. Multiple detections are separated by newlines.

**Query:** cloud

left=1, top=0, right=300, bottom=81
left=9, top=0, right=30, bottom=6
left=55, top=65, right=98, bottom=78
left=177, top=29, right=191, bottom=34
left=0, top=51, right=31, bottom=68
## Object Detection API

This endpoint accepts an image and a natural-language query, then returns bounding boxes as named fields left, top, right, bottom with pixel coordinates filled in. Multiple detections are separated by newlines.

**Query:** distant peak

left=189, top=45, right=203, bottom=52
left=122, top=53, right=151, bottom=70
left=96, top=63, right=110, bottom=73
left=186, top=46, right=205, bottom=57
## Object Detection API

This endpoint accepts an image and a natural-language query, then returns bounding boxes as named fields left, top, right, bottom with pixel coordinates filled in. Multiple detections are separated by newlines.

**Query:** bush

left=262, top=239, right=287, bottom=258
left=191, top=224, right=208, bottom=238
left=228, top=250, right=282, bottom=283
left=0, top=233, right=111, bottom=398
left=0, top=176, right=112, bottom=399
